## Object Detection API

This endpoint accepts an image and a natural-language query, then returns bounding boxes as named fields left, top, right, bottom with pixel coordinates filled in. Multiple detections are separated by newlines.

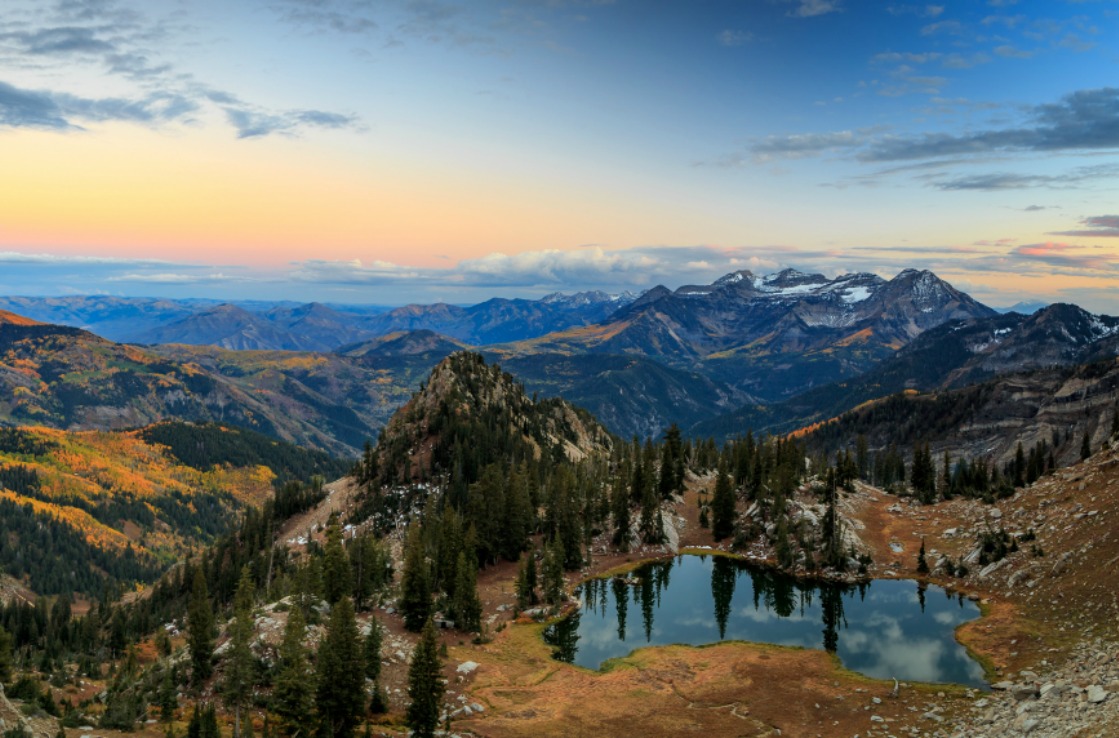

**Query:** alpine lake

left=544, top=554, right=987, bottom=688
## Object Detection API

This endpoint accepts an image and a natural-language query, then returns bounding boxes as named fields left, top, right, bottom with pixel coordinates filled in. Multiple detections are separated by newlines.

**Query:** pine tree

left=1081, top=431, right=1092, bottom=461
left=315, top=597, right=365, bottom=738
left=272, top=609, right=314, bottom=737
left=406, top=618, right=445, bottom=738
left=364, top=618, right=383, bottom=683
left=399, top=525, right=432, bottom=632
left=450, top=552, right=482, bottom=633
left=711, top=466, right=735, bottom=541
left=542, top=539, right=565, bottom=607
left=820, top=467, right=843, bottom=570
left=322, top=514, right=353, bottom=605
left=224, top=567, right=256, bottom=738
left=917, top=539, right=929, bottom=575
left=187, top=566, right=214, bottom=688
left=611, top=463, right=631, bottom=551
left=159, top=667, right=177, bottom=723
left=0, top=625, right=12, bottom=684
left=515, top=550, right=537, bottom=611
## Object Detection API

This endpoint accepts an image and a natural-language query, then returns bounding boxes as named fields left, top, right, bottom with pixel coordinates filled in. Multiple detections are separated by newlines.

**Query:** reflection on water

left=543, top=555, right=986, bottom=687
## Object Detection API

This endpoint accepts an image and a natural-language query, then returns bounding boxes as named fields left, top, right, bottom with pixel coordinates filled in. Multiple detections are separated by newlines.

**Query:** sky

left=1, top=0, right=1117, bottom=311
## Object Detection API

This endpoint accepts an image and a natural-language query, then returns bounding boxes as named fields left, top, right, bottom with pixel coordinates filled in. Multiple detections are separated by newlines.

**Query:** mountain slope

left=363, top=291, right=636, bottom=344
left=135, top=303, right=306, bottom=351
left=801, top=357, right=1119, bottom=470
left=0, top=314, right=418, bottom=456
left=693, top=303, right=1119, bottom=440
left=0, top=423, right=342, bottom=596
left=499, top=352, right=741, bottom=440
left=373, top=351, right=613, bottom=486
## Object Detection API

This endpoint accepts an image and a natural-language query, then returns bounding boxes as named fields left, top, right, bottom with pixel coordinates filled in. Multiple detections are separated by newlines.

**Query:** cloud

left=717, top=29, right=752, bottom=47
left=932, top=163, right=1119, bottom=191
left=0, top=251, right=172, bottom=266
left=105, top=272, right=238, bottom=285
left=290, top=246, right=787, bottom=292
left=0, top=79, right=199, bottom=130
left=864, top=87, right=1119, bottom=162
left=0, top=4, right=362, bottom=140
left=269, top=0, right=379, bottom=35
left=14, top=26, right=115, bottom=55
left=736, top=130, right=866, bottom=163
left=1012, top=242, right=1118, bottom=271
left=788, top=0, right=842, bottom=18
left=1050, top=215, right=1119, bottom=238
left=222, top=105, right=362, bottom=139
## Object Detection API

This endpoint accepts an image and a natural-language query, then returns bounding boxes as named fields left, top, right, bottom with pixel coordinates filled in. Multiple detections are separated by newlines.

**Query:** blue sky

left=0, top=0, right=1117, bottom=310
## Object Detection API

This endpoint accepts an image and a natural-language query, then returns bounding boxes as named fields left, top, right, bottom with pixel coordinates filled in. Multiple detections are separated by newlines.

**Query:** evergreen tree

left=399, top=525, right=432, bottom=632
left=187, top=566, right=214, bottom=688
left=542, top=539, right=565, bottom=607
left=819, top=467, right=843, bottom=570
left=515, top=550, right=537, bottom=611
left=315, top=597, right=365, bottom=738
left=159, top=667, right=177, bottom=724
left=855, top=434, right=869, bottom=481
left=322, top=514, right=353, bottom=606
left=272, top=609, right=315, bottom=737
left=406, top=618, right=445, bottom=738
left=450, top=552, right=482, bottom=633
left=224, top=567, right=256, bottom=738
left=1081, top=431, right=1092, bottom=461
left=611, top=463, right=631, bottom=552
left=0, top=625, right=11, bottom=684
left=917, top=539, right=929, bottom=575
left=710, top=466, right=736, bottom=541
left=364, top=618, right=383, bottom=683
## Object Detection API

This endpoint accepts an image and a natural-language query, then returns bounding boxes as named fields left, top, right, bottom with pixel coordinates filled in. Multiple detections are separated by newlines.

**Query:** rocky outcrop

left=0, top=683, right=61, bottom=737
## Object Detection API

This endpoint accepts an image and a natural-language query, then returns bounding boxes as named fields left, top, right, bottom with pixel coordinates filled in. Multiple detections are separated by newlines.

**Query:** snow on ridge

left=840, top=286, right=872, bottom=304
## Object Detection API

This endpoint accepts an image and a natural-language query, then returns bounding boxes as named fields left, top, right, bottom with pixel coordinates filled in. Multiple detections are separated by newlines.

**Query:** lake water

left=544, top=554, right=986, bottom=687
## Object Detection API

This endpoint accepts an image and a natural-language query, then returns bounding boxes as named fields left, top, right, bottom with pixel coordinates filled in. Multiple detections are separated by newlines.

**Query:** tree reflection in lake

left=543, top=555, right=985, bottom=687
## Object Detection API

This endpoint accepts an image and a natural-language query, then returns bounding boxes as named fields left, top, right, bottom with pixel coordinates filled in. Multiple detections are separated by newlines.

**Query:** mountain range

left=1, top=269, right=1115, bottom=450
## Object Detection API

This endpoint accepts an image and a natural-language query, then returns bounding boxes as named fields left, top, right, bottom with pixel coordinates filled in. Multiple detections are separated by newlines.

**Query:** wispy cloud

left=1050, top=215, right=1119, bottom=238
left=932, top=163, right=1119, bottom=191
left=1012, top=242, right=1119, bottom=271
left=0, top=79, right=198, bottom=130
left=729, top=88, right=1119, bottom=174
left=717, top=29, right=752, bottom=47
left=0, top=1, right=361, bottom=139
left=787, top=0, right=842, bottom=18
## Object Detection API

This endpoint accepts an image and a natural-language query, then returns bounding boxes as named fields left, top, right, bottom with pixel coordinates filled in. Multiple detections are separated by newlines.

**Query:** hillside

left=694, top=302, right=1119, bottom=441
left=799, top=358, right=1119, bottom=476
left=0, top=314, right=428, bottom=456
left=0, top=423, right=342, bottom=597
left=372, top=351, right=613, bottom=487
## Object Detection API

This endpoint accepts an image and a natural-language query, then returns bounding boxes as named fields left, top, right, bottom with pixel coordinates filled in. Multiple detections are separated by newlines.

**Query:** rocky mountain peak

left=373, top=351, right=612, bottom=486
left=761, top=268, right=827, bottom=289
left=712, top=270, right=757, bottom=287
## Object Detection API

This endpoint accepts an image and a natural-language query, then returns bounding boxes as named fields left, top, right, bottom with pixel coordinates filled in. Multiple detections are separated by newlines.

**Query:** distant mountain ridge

left=5, top=268, right=1100, bottom=450
left=0, top=290, right=638, bottom=349
left=692, top=302, right=1119, bottom=440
